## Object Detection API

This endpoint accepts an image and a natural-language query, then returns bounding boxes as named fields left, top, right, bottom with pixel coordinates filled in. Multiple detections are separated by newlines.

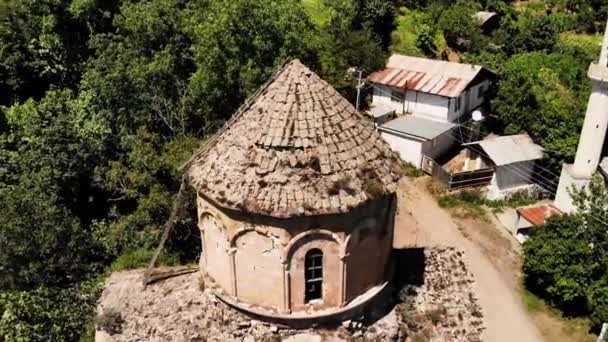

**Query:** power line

left=446, top=130, right=608, bottom=227
left=364, top=78, right=607, bottom=225
left=446, top=130, right=558, bottom=193
left=452, top=118, right=560, bottom=188
left=456, top=122, right=563, bottom=180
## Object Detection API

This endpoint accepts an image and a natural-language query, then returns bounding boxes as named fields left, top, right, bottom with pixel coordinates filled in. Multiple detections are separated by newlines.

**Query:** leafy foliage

left=491, top=52, right=588, bottom=165
left=0, top=281, right=100, bottom=342
left=415, top=24, right=438, bottom=56
left=524, top=176, right=608, bottom=325
left=0, top=0, right=393, bottom=340
left=437, top=0, right=482, bottom=52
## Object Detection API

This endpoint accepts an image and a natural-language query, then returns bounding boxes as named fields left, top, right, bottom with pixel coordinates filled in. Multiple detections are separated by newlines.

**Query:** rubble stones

left=96, top=247, right=484, bottom=342
left=394, top=247, right=485, bottom=342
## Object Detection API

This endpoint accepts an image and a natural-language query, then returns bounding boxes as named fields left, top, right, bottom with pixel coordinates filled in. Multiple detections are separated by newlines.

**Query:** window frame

left=304, top=249, right=323, bottom=303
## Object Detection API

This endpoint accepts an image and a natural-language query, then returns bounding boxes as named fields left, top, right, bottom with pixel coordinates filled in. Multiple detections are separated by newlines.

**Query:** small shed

left=474, top=11, right=499, bottom=32
left=378, top=115, right=456, bottom=167
left=512, top=203, right=562, bottom=243
left=463, top=134, right=544, bottom=199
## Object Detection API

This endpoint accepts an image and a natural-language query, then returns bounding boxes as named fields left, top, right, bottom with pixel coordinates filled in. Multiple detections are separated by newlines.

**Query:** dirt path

left=395, top=178, right=544, bottom=342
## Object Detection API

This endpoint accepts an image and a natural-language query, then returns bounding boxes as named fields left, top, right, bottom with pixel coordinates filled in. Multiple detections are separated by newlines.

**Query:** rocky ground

left=95, top=247, right=483, bottom=342
left=394, top=247, right=484, bottom=342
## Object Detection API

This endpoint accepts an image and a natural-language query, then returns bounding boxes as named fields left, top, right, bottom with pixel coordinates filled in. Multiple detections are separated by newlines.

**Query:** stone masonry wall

left=197, top=193, right=397, bottom=314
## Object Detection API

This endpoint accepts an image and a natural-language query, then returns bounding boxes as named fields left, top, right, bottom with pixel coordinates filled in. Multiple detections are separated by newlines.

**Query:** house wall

left=495, top=160, right=535, bottom=190
left=200, top=214, right=232, bottom=292
left=421, top=129, right=457, bottom=160
left=379, top=131, right=424, bottom=167
left=487, top=160, right=538, bottom=200
left=371, top=79, right=491, bottom=124
left=413, top=92, right=450, bottom=122
left=466, top=80, right=490, bottom=114
left=372, top=85, right=404, bottom=114
left=197, top=193, right=395, bottom=314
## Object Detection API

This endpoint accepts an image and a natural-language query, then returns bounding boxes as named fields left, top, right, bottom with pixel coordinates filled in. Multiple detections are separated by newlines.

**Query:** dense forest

left=1, top=0, right=607, bottom=340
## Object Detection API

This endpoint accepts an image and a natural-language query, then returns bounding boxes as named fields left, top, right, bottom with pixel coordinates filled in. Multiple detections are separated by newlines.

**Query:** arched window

left=304, top=249, right=323, bottom=302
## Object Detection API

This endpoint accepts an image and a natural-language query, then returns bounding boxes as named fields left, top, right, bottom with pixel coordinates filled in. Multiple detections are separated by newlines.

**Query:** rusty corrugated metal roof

left=517, top=204, right=562, bottom=227
left=368, top=54, right=486, bottom=98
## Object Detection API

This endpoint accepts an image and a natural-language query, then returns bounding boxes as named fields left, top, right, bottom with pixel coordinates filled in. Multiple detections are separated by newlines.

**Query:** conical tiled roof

left=186, top=59, right=405, bottom=218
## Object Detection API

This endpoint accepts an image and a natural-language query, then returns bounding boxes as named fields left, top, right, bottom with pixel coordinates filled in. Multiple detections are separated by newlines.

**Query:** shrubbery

left=524, top=176, right=608, bottom=326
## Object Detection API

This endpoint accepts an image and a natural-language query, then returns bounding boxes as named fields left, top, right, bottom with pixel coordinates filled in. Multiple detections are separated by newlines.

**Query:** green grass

left=109, top=248, right=179, bottom=273
left=558, top=32, right=603, bottom=60
left=522, top=288, right=597, bottom=342
left=438, top=189, right=537, bottom=210
left=513, top=0, right=547, bottom=14
left=402, top=162, right=425, bottom=177
left=437, top=189, right=537, bottom=222
left=301, top=0, right=331, bottom=28
left=390, top=7, right=446, bottom=58
left=523, top=288, right=546, bottom=313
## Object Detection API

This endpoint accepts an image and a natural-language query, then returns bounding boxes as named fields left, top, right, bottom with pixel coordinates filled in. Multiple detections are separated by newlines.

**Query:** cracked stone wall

left=234, top=230, right=284, bottom=309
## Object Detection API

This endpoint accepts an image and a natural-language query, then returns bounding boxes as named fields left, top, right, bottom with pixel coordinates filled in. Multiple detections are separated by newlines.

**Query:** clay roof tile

left=186, top=59, right=405, bottom=218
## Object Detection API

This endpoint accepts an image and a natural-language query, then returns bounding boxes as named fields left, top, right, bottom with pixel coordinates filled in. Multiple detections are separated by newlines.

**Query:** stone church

left=185, top=59, right=405, bottom=319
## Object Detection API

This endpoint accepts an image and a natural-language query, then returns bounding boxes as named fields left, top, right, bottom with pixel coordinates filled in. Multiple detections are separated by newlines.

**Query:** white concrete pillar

left=571, top=19, right=608, bottom=178
left=572, top=76, right=608, bottom=177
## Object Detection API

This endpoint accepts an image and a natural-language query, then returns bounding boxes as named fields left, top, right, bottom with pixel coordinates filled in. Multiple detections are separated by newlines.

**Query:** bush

left=439, top=189, right=537, bottom=210
left=95, top=307, right=124, bottom=335
left=109, top=248, right=179, bottom=273
left=364, top=179, right=385, bottom=198
left=0, top=281, right=101, bottom=342
left=402, top=162, right=425, bottom=178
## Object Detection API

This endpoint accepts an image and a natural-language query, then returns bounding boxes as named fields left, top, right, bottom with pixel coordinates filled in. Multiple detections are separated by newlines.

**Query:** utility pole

left=355, top=69, right=363, bottom=112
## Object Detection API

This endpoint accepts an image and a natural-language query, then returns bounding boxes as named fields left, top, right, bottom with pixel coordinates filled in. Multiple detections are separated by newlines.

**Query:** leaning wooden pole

left=142, top=174, right=189, bottom=286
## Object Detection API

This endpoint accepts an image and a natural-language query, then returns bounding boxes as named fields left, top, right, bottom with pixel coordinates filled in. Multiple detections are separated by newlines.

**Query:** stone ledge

left=214, top=278, right=391, bottom=328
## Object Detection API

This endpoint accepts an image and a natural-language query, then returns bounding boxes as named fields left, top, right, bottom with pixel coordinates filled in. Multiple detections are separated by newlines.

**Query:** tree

left=523, top=214, right=593, bottom=313
left=0, top=282, right=100, bottom=342
left=504, top=14, right=558, bottom=54
left=318, top=0, right=387, bottom=100
left=492, top=52, right=587, bottom=166
left=524, top=175, right=608, bottom=324
left=415, top=24, right=438, bottom=57
left=0, top=0, right=118, bottom=105
left=0, top=90, right=109, bottom=289
left=437, top=0, right=483, bottom=52
left=185, top=0, right=320, bottom=126
left=351, top=0, right=396, bottom=49
left=80, top=0, right=195, bottom=138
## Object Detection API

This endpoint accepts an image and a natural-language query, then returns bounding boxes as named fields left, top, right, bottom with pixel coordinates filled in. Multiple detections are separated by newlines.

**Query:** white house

left=368, top=54, right=493, bottom=123
left=463, top=134, right=545, bottom=200
left=368, top=55, right=494, bottom=168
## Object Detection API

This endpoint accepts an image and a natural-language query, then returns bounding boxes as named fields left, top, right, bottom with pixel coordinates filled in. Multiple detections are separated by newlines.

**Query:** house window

left=304, top=249, right=323, bottom=302
left=477, top=85, right=484, bottom=99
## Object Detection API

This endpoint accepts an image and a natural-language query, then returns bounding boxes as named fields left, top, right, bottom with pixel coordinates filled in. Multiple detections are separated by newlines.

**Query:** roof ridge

left=179, top=57, right=296, bottom=172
